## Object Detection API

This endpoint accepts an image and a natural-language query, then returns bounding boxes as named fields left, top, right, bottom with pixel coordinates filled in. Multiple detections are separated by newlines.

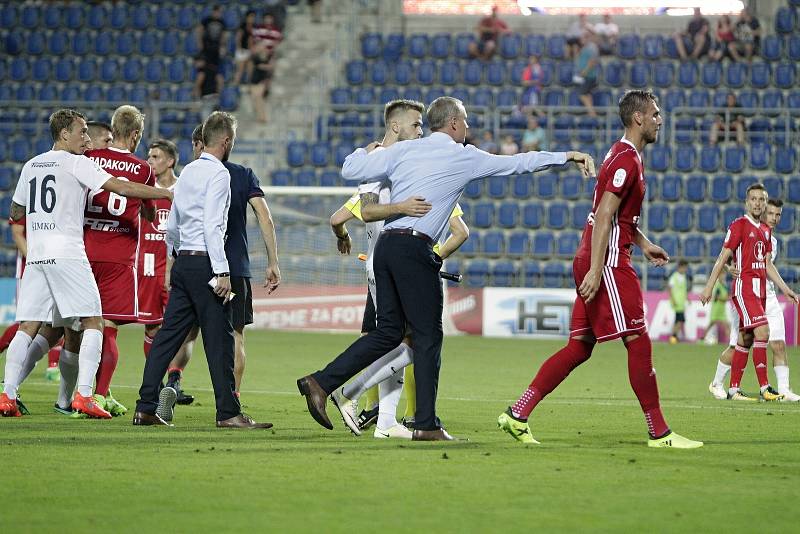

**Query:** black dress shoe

left=297, top=375, right=333, bottom=430
left=216, top=414, right=273, bottom=429
left=132, top=411, right=173, bottom=426
left=412, top=428, right=456, bottom=441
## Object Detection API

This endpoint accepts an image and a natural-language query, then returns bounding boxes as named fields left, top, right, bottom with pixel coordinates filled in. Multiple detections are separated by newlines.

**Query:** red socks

left=729, top=345, right=749, bottom=389
left=143, top=334, right=154, bottom=358
left=95, top=326, right=119, bottom=397
left=625, top=335, right=669, bottom=438
left=752, top=340, right=769, bottom=388
left=511, top=338, right=593, bottom=419
left=47, top=344, right=62, bottom=368
left=0, top=322, right=20, bottom=352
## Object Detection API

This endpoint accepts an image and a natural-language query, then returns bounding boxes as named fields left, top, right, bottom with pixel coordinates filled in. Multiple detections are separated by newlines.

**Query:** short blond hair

left=202, top=111, right=237, bottom=146
left=111, top=105, right=145, bottom=140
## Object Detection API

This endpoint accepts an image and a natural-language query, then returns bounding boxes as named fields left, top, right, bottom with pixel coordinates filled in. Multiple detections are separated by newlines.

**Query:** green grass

left=2, top=329, right=799, bottom=532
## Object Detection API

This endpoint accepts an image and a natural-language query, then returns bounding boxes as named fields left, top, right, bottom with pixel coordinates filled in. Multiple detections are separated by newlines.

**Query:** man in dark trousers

left=297, top=96, right=595, bottom=440
left=133, top=111, right=271, bottom=429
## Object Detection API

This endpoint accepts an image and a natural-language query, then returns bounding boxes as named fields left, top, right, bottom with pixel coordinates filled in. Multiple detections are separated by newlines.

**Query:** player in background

left=701, top=186, right=798, bottom=401
left=86, top=121, right=113, bottom=150
left=699, top=273, right=730, bottom=345
left=499, top=90, right=703, bottom=448
left=706, top=198, right=800, bottom=402
left=0, top=109, right=171, bottom=418
left=82, top=105, right=155, bottom=416
left=667, top=260, right=689, bottom=344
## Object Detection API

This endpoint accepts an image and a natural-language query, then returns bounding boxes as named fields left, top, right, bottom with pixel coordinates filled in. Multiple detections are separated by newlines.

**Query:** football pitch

left=2, top=328, right=799, bottom=532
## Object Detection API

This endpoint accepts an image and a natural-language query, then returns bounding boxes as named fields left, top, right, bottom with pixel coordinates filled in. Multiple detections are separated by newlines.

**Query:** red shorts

left=137, top=273, right=168, bottom=325
left=570, top=257, right=647, bottom=343
left=731, top=290, right=768, bottom=331
left=90, top=261, right=138, bottom=323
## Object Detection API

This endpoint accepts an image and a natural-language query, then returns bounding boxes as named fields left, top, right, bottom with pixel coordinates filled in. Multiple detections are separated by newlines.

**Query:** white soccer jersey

left=766, top=235, right=778, bottom=299
left=12, top=150, right=110, bottom=262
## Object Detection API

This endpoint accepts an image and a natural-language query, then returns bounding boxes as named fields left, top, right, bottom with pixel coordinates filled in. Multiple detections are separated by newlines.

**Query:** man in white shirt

left=593, top=13, right=619, bottom=55
left=133, top=112, right=272, bottom=428
left=0, top=109, right=172, bottom=419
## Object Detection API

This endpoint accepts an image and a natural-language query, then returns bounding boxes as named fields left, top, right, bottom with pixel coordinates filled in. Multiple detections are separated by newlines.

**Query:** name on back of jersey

left=90, top=157, right=142, bottom=175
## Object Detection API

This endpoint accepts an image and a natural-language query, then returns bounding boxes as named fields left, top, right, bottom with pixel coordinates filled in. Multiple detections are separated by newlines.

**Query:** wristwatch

left=216, top=272, right=230, bottom=278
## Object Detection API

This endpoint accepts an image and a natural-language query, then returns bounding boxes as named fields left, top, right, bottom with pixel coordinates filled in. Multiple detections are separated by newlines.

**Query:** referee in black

left=133, top=112, right=271, bottom=429
left=298, top=97, right=595, bottom=440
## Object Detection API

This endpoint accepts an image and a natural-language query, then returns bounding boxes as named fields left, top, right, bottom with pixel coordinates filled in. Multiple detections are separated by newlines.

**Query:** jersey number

left=87, top=177, right=128, bottom=216
left=28, top=175, right=57, bottom=214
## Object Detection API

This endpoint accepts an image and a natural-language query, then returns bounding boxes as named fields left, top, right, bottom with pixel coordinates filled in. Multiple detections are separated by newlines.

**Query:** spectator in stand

left=499, top=134, right=519, bottom=155
left=252, top=13, right=283, bottom=54
left=709, top=15, right=736, bottom=62
left=196, top=4, right=226, bottom=68
left=250, top=44, right=275, bottom=124
left=233, top=10, right=257, bottom=85
left=263, top=0, right=288, bottom=29
left=468, top=5, right=510, bottom=61
left=565, top=13, right=593, bottom=59
left=574, top=31, right=600, bottom=117
left=521, top=55, right=543, bottom=109
left=673, top=8, right=710, bottom=60
left=733, top=7, right=761, bottom=62
left=709, top=93, right=745, bottom=145
left=593, top=13, right=619, bottom=55
left=194, top=56, right=224, bottom=119
left=521, top=115, right=547, bottom=152
left=477, top=130, right=498, bottom=154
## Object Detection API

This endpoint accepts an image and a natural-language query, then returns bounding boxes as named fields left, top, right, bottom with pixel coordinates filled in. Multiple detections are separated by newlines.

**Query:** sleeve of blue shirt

left=341, top=145, right=399, bottom=183
left=204, top=168, right=231, bottom=274
left=247, top=168, right=264, bottom=199
left=465, top=145, right=567, bottom=181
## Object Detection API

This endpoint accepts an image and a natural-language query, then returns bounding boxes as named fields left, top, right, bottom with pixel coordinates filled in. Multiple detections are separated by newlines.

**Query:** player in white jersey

left=0, top=109, right=173, bottom=418
left=709, top=199, right=799, bottom=401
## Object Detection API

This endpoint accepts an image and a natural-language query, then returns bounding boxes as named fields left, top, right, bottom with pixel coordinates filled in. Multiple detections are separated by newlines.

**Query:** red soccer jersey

left=576, top=139, right=646, bottom=267
left=138, top=192, right=172, bottom=278
left=83, top=147, right=154, bottom=266
left=724, top=215, right=772, bottom=298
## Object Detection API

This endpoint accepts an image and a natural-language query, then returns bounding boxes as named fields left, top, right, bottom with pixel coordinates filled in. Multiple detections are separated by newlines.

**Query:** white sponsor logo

left=155, top=209, right=170, bottom=232
left=612, top=168, right=626, bottom=187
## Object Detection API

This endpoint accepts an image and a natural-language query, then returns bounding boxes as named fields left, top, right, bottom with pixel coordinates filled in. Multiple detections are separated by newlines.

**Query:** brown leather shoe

left=132, top=411, right=173, bottom=426
left=216, top=414, right=273, bottom=429
left=297, top=375, right=333, bottom=430
left=412, top=428, right=455, bottom=441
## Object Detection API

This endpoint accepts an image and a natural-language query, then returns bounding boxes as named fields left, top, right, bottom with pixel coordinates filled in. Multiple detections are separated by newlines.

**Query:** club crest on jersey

left=612, top=168, right=626, bottom=187
left=155, top=209, right=170, bottom=232
left=751, top=240, right=766, bottom=269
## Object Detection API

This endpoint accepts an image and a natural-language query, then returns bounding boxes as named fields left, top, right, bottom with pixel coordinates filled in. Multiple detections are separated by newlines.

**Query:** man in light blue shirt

left=298, top=96, right=595, bottom=440
left=135, top=111, right=271, bottom=429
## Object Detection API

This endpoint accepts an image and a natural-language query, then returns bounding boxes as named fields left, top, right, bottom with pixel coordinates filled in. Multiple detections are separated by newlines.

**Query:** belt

left=383, top=228, right=433, bottom=245
left=178, top=250, right=208, bottom=256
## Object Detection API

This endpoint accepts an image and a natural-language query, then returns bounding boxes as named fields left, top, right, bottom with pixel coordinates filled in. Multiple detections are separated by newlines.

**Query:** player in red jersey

left=83, top=105, right=155, bottom=416
left=499, top=90, right=703, bottom=448
left=701, top=183, right=798, bottom=401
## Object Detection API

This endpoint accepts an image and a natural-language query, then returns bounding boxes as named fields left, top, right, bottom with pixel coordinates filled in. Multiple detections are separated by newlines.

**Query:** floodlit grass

left=2, top=329, right=799, bottom=531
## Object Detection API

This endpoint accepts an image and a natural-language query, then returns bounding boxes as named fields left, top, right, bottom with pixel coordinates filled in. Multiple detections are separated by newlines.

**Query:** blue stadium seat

left=390, top=60, right=411, bottom=85
left=761, top=90, right=784, bottom=115
left=775, top=62, right=796, bottom=89
left=701, top=62, right=722, bottom=88
left=382, top=33, right=404, bottom=61
left=350, top=87, right=372, bottom=105
left=789, top=35, right=800, bottom=61
left=699, top=145, right=721, bottom=172
left=556, top=232, right=580, bottom=258
left=546, top=34, right=566, bottom=59
left=697, top=205, right=720, bottom=232
left=777, top=206, right=796, bottom=234
left=642, top=34, right=663, bottom=59
left=555, top=61, right=574, bottom=86
left=617, top=34, right=640, bottom=59
left=402, top=87, right=423, bottom=102
left=463, top=180, right=482, bottom=199
left=287, top=141, right=307, bottom=167
left=486, top=61, right=506, bottom=86
left=0, top=167, right=13, bottom=190
left=604, top=61, right=624, bottom=87
left=38, top=84, right=58, bottom=101
left=687, top=88, right=710, bottom=108
left=144, top=58, right=164, bottom=83
left=482, top=231, right=504, bottom=256
left=454, top=33, right=474, bottom=59
left=424, top=87, right=445, bottom=103
left=775, top=7, right=797, bottom=34
left=761, top=35, right=783, bottom=61
left=496, top=88, right=516, bottom=107
left=522, top=34, right=545, bottom=57
left=787, top=237, right=800, bottom=261
left=466, top=259, right=490, bottom=287
left=648, top=204, right=668, bottom=232
left=788, top=176, right=800, bottom=203
left=685, top=175, right=707, bottom=202
left=662, top=88, right=685, bottom=112
left=646, top=265, right=666, bottom=291
left=762, top=175, right=784, bottom=199
left=735, top=175, right=758, bottom=201
left=430, top=33, right=451, bottom=59
left=176, top=7, right=197, bottom=32
left=486, top=176, right=507, bottom=199
left=547, top=202, right=568, bottom=229
left=345, top=60, right=366, bottom=85
left=407, top=34, right=428, bottom=58
left=522, top=204, right=543, bottom=229
left=438, top=60, right=459, bottom=86
left=512, top=175, right=532, bottom=198
left=361, top=33, right=381, bottom=59
left=473, top=201, right=494, bottom=228
left=724, top=146, right=745, bottom=173
left=552, top=115, right=574, bottom=143
left=369, top=62, right=388, bottom=85
left=31, top=57, right=52, bottom=82
left=652, top=61, right=674, bottom=88
left=722, top=205, right=740, bottom=228
left=674, top=145, right=696, bottom=172
left=775, top=147, right=797, bottom=174
left=11, top=138, right=31, bottom=162
left=627, top=61, right=648, bottom=88
left=332, top=142, right=353, bottom=167
left=650, top=145, right=669, bottom=172
left=461, top=60, right=482, bottom=86
left=21, top=5, right=39, bottom=28
left=532, top=232, right=554, bottom=258
left=497, top=202, right=518, bottom=228
left=508, top=231, right=530, bottom=255
left=521, top=260, right=540, bottom=286
left=749, top=142, right=770, bottom=170
left=319, top=170, right=340, bottom=188
left=295, top=170, right=317, bottom=187
left=660, top=173, right=682, bottom=201
left=310, top=142, right=331, bottom=167
left=499, top=33, right=522, bottom=60
left=537, top=174, right=557, bottom=199
left=750, top=62, right=770, bottom=89
left=721, top=63, right=747, bottom=89
left=570, top=202, right=591, bottom=230
left=543, top=88, right=564, bottom=107
left=542, top=262, right=565, bottom=288
left=683, top=234, right=706, bottom=260
left=458, top=228, right=478, bottom=254
left=659, top=234, right=680, bottom=258
left=492, top=261, right=516, bottom=287
left=106, top=83, right=128, bottom=102
left=677, top=62, right=698, bottom=88
left=576, top=117, right=599, bottom=144
left=559, top=173, right=582, bottom=200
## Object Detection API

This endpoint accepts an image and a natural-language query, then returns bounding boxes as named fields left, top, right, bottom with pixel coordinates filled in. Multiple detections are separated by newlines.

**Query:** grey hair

left=202, top=111, right=238, bottom=146
left=426, top=97, right=465, bottom=131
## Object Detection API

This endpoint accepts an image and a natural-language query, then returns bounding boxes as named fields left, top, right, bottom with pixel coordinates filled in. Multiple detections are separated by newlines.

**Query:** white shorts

left=235, top=49, right=251, bottom=62
left=16, top=258, right=103, bottom=330
left=728, top=294, right=785, bottom=345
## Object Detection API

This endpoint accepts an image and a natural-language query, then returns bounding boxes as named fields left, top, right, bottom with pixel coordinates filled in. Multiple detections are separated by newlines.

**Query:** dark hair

left=383, top=99, right=425, bottom=126
left=618, top=90, right=657, bottom=128
left=149, top=139, right=179, bottom=169
left=49, top=109, right=86, bottom=142
left=86, top=121, right=111, bottom=132
left=678, top=260, right=689, bottom=267
left=767, top=198, right=784, bottom=208
left=192, top=124, right=204, bottom=144
left=745, top=183, right=766, bottom=197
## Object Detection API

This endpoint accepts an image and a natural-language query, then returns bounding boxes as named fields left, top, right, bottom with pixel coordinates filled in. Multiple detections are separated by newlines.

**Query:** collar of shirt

left=620, top=136, right=642, bottom=163
left=199, top=152, right=223, bottom=165
left=429, top=131, right=456, bottom=145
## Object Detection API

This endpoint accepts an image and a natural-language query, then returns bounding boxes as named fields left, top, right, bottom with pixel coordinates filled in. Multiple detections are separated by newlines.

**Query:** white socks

left=58, top=349, right=80, bottom=408
left=377, top=369, right=404, bottom=430
left=775, top=365, right=790, bottom=393
left=18, top=334, right=51, bottom=383
left=343, top=343, right=414, bottom=400
left=2, top=331, right=33, bottom=399
left=712, top=360, right=731, bottom=386
left=77, top=329, right=103, bottom=398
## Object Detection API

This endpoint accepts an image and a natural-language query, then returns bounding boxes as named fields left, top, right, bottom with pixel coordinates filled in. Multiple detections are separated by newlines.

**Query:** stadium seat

left=496, top=88, right=517, bottom=107
left=648, top=204, right=668, bottom=232
left=558, top=173, right=581, bottom=200
left=761, top=35, right=783, bottom=61
left=522, top=204, right=543, bottom=229
left=536, top=174, right=557, bottom=199
left=473, top=201, right=494, bottom=228
left=547, top=202, right=568, bottom=230
left=724, top=62, right=747, bottom=88
left=454, top=33, right=474, bottom=59
left=459, top=230, right=478, bottom=255
left=750, top=62, right=770, bottom=89
left=556, top=232, right=580, bottom=258
left=48, top=32, right=68, bottom=56
left=507, top=231, right=530, bottom=256
left=287, top=141, right=308, bottom=167
left=646, top=265, right=666, bottom=291
left=482, top=231, right=504, bottom=256
left=642, top=34, right=663, bottom=59
left=650, top=145, right=670, bottom=172
left=701, top=62, right=721, bottom=88
left=762, top=175, right=784, bottom=199
left=749, top=142, right=770, bottom=170
left=722, top=205, right=741, bottom=227
left=775, top=7, right=797, bottom=34
left=570, top=202, right=590, bottom=230
left=685, top=175, right=707, bottom=202
left=761, top=90, right=784, bottom=115
left=438, top=60, right=459, bottom=86
left=662, top=88, right=685, bottom=112
left=776, top=206, right=796, bottom=234
left=659, top=234, right=679, bottom=258
left=677, top=62, right=698, bottom=88
left=466, top=259, right=490, bottom=287
left=485, top=61, right=506, bottom=86
left=697, top=205, right=720, bottom=232
left=485, top=176, right=507, bottom=199
left=788, top=176, right=800, bottom=203
left=345, top=60, right=366, bottom=85
left=512, top=175, right=532, bottom=199
left=407, top=34, right=428, bottom=58
left=775, top=147, right=797, bottom=174
left=699, top=145, right=721, bottom=173
left=295, top=170, right=317, bottom=187
left=26, top=33, right=47, bottom=56
left=724, top=146, right=745, bottom=173
left=774, top=62, right=796, bottom=89
left=787, top=237, right=800, bottom=261
left=660, top=173, right=681, bottom=201
left=683, top=234, right=706, bottom=261
left=735, top=175, right=758, bottom=201
left=392, top=60, right=413, bottom=85
left=497, top=202, right=518, bottom=228
left=463, top=180, right=482, bottom=199
left=546, top=34, right=566, bottom=59
left=687, top=88, right=710, bottom=108
left=11, top=138, right=31, bottom=162
left=651, top=61, right=674, bottom=88
left=492, top=261, right=516, bottom=287
left=603, top=61, right=624, bottom=87
left=383, top=33, right=404, bottom=61
left=674, top=145, right=696, bottom=172
left=361, top=33, right=381, bottom=59
left=461, top=60, right=482, bottom=86
left=309, top=142, right=331, bottom=167
left=542, top=262, right=565, bottom=288
left=369, top=61, right=388, bottom=85
left=616, top=33, right=640, bottom=59
left=789, top=35, right=800, bottom=61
